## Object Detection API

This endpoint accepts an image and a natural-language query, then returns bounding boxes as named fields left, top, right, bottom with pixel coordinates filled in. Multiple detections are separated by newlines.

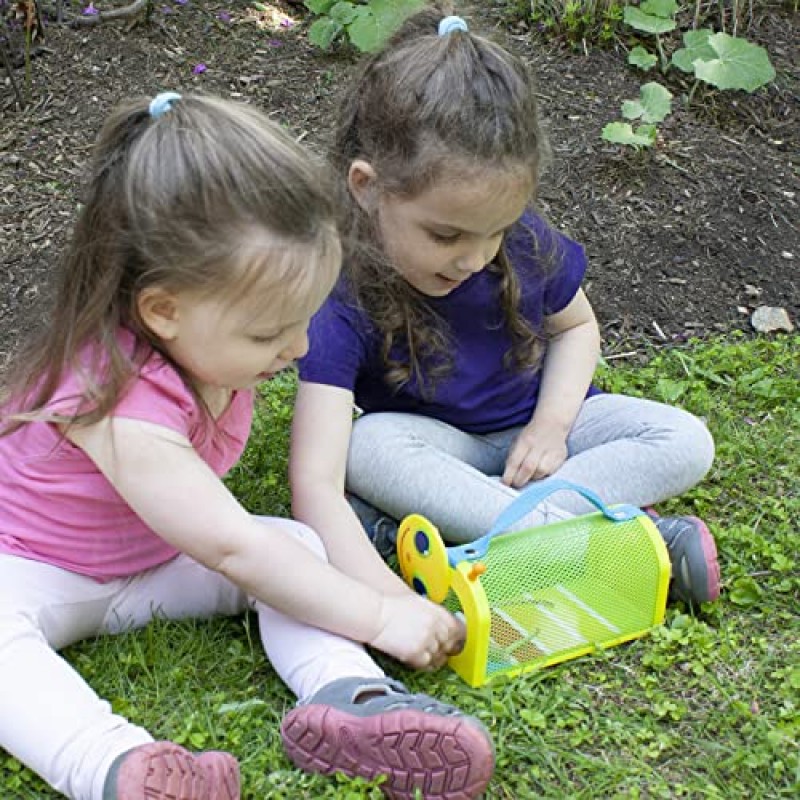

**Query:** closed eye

left=249, top=334, right=278, bottom=344
left=429, top=230, right=461, bottom=244
left=428, top=226, right=511, bottom=245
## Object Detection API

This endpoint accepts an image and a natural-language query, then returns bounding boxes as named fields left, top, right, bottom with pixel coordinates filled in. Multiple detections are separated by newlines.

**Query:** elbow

left=202, top=539, right=242, bottom=580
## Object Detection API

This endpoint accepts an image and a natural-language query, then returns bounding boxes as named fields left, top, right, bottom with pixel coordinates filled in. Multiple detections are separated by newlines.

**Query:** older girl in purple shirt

left=291, top=5, right=720, bottom=609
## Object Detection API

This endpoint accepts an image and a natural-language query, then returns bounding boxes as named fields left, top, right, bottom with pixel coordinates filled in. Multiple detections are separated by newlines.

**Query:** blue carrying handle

left=447, top=478, right=644, bottom=566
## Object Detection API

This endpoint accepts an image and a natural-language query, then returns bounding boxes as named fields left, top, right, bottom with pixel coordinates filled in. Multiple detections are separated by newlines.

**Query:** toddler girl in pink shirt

left=0, top=91, right=493, bottom=800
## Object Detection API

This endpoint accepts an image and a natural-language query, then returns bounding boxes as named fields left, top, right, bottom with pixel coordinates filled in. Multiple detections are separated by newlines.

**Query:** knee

left=349, top=413, right=403, bottom=456
left=262, top=517, right=329, bottom=562
left=670, top=409, right=716, bottom=487
left=0, top=611, right=42, bottom=653
left=348, top=412, right=427, bottom=473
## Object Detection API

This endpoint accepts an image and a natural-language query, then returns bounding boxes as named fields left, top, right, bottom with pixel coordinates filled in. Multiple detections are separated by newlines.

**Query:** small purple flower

left=175, top=0, right=189, bottom=5
left=280, top=17, right=294, bottom=29
left=217, top=11, right=231, bottom=23
left=268, top=39, right=283, bottom=47
left=161, top=6, right=174, bottom=14
left=192, top=63, right=207, bottom=75
left=83, top=2, right=99, bottom=15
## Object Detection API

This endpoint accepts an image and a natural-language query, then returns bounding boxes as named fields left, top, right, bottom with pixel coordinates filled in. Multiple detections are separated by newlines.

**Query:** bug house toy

left=397, top=479, right=671, bottom=687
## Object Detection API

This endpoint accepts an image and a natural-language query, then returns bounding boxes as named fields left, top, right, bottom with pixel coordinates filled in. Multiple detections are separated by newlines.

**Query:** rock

left=750, top=306, right=795, bottom=333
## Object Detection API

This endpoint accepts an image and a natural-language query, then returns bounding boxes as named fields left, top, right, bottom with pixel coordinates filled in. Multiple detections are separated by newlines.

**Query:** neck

left=198, top=384, right=233, bottom=419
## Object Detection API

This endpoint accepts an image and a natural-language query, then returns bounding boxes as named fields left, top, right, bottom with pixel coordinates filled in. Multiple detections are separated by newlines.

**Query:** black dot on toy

left=414, top=530, right=430, bottom=556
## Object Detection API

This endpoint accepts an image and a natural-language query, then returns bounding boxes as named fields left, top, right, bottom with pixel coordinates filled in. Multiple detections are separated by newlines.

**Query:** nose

left=457, top=248, right=491, bottom=276
left=457, top=238, right=502, bottom=276
left=283, top=328, right=309, bottom=361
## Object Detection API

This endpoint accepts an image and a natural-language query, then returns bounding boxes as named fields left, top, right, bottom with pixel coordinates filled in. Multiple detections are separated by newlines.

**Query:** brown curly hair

left=331, top=1, right=555, bottom=391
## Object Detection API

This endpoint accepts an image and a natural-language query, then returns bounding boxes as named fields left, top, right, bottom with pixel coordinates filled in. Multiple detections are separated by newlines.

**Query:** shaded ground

left=1, top=1, right=798, bottom=363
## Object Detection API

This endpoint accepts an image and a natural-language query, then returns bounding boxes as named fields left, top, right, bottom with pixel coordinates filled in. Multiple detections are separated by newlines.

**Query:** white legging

left=346, top=393, right=715, bottom=542
left=0, top=519, right=383, bottom=800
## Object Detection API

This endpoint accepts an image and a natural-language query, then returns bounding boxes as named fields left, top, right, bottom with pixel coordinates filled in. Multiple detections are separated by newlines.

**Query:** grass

left=1, top=333, right=797, bottom=799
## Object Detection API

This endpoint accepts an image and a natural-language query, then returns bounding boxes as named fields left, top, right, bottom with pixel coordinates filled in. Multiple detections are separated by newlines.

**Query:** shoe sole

left=197, top=752, right=241, bottom=800
left=677, top=516, right=721, bottom=603
left=281, top=705, right=494, bottom=800
left=115, top=743, right=240, bottom=800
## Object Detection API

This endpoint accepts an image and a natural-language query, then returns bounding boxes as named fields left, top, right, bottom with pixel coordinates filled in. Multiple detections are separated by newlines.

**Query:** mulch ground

left=1, top=1, right=798, bottom=363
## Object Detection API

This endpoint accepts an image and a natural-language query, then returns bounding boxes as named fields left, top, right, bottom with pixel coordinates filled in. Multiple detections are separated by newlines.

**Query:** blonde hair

left=332, top=2, right=555, bottom=390
left=1, top=93, right=339, bottom=435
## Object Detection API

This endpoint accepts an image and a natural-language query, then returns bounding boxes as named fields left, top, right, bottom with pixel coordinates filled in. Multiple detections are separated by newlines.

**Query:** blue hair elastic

left=149, top=91, right=182, bottom=119
left=438, top=15, right=468, bottom=36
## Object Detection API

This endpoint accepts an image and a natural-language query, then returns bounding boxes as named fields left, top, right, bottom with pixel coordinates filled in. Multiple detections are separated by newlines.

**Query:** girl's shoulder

left=47, top=328, right=195, bottom=421
left=113, top=330, right=206, bottom=422
left=505, top=208, right=586, bottom=278
left=314, top=276, right=379, bottom=338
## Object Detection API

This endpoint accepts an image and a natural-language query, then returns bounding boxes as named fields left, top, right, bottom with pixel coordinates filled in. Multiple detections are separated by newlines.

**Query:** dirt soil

left=1, top=1, right=798, bottom=364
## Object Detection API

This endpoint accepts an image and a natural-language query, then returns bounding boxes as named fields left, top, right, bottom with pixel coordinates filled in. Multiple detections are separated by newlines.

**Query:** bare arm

left=503, top=289, right=601, bottom=487
left=289, top=380, right=413, bottom=596
left=66, top=417, right=455, bottom=667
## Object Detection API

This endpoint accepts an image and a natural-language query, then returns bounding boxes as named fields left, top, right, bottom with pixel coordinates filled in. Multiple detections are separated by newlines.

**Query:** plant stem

left=25, top=27, right=31, bottom=94
left=688, top=78, right=700, bottom=106
left=655, top=34, right=668, bottom=74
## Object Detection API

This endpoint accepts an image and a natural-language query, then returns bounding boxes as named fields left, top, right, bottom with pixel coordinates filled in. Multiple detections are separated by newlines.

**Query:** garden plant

left=303, top=0, right=425, bottom=50
left=601, top=0, right=776, bottom=147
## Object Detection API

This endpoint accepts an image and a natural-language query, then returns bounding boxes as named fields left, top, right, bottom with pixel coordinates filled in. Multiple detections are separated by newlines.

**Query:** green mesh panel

left=445, top=513, right=665, bottom=678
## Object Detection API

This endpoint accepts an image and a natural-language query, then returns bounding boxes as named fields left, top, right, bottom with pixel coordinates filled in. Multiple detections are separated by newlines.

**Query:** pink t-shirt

left=0, top=330, right=253, bottom=581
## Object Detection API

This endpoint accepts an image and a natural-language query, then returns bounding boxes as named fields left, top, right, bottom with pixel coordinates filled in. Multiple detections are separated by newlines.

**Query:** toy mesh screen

left=444, top=515, right=663, bottom=677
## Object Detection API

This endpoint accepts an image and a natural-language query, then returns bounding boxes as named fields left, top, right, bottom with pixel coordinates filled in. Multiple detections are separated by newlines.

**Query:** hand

left=502, top=422, right=568, bottom=488
left=368, top=593, right=466, bottom=670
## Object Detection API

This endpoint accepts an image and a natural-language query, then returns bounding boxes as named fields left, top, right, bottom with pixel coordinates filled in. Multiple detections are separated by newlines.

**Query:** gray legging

left=345, top=393, right=715, bottom=543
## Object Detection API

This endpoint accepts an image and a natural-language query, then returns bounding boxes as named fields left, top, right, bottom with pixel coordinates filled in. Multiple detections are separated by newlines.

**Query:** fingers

left=503, top=440, right=543, bottom=488
left=407, top=607, right=461, bottom=670
left=505, top=444, right=568, bottom=488
left=505, top=457, right=540, bottom=489
left=501, top=445, right=524, bottom=486
left=431, top=611, right=465, bottom=661
left=414, top=644, right=452, bottom=672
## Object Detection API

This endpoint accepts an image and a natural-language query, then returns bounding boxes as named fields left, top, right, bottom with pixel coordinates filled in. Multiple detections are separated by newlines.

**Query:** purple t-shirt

left=299, top=211, right=598, bottom=434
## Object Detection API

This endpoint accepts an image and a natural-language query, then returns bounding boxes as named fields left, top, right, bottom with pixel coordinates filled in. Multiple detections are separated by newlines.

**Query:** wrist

left=528, top=411, right=574, bottom=436
left=365, top=593, right=388, bottom=647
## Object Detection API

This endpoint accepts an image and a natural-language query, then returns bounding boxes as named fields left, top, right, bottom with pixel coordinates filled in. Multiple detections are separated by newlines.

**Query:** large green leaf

left=621, top=82, right=673, bottom=124
left=308, top=17, right=341, bottom=50
left=692, top=33, right=776, bottom=92
left=640, top=0, right=679, bottom=18
left=672, top=28, right=715, bottom=73
left=629, top=45, right=658, bottom=71
left=602, top=122, right=657, bottom=148
left=328, top=1, right=358, bottom=25
left=348, top=0, right=424, bottom=52
left=305, top=0, right=336, bottom=13
left=624, top=6, right=676, bottom=35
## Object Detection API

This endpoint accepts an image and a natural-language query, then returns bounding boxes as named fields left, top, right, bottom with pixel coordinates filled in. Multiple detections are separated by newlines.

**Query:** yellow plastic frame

left=398, top=513, right=671, bottom=687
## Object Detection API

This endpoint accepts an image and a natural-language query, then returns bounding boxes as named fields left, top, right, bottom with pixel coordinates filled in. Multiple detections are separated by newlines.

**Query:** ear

left=347, top=159, right=379, bottom=212
left=136, top=287, right=182, bottom=341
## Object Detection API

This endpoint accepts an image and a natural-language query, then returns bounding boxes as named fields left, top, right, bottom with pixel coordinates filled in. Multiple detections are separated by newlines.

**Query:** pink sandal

left=103, top=741, right=240, bottom=800
left=281, top=677, right=494, bottom=800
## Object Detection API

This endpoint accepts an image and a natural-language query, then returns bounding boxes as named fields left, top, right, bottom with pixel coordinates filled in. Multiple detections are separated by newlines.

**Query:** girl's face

left=164, top=292, right=313, bottom=391
left=140, top=258, right=337, bottom=394
left=351, top=163, right=532, bottom=297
